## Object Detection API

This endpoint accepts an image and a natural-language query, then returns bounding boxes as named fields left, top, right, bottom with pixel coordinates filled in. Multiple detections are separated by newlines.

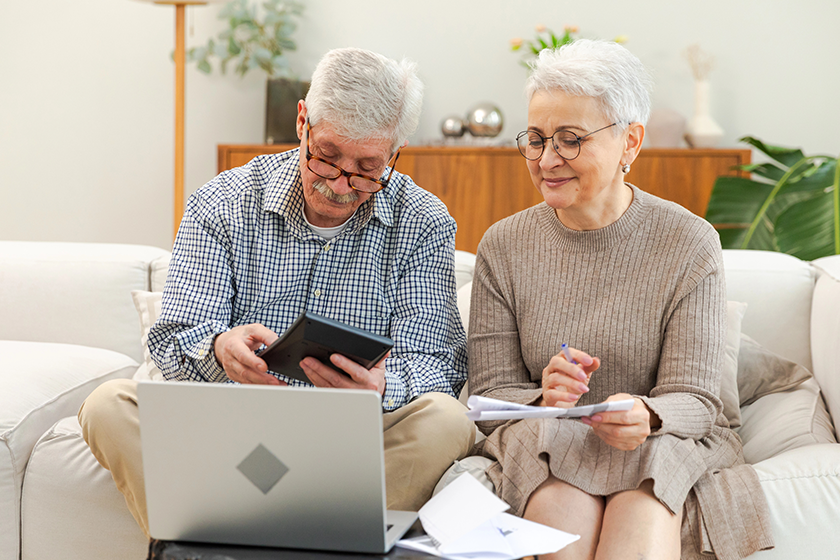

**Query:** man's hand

left=214, top=324, right=285, bottom=385
left=581, top=394, right=655, bottom=451
left=541, top=346, right=600, bottom=408
left=300, top=351, right=389, bottom=395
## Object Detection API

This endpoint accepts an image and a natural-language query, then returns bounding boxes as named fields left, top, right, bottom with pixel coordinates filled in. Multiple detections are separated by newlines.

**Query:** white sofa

left=2, top=241, right=839, bottom=559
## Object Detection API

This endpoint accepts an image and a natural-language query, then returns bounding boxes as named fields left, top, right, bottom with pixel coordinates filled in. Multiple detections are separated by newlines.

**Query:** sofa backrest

left=0, top=242, right=169, bottom=363
left=722, top=249, right=814, bottom=372
left=810, top=255, right=840, bottom=427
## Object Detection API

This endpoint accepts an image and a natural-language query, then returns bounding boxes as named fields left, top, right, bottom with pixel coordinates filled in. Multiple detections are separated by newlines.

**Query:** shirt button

left=388, top=399, right=394, bottom=407
left=314, top=289, right=322, bottom=297
left=324, top=244, right=331, bottom=251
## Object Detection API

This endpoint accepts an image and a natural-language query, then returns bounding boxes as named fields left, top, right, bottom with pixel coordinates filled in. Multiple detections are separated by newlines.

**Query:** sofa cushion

left=721, top=301, right=747, bottom=428
left=739, top=378, right=836, bottom=464
left=737, top=335, right=812, bottom=407
left=0, top=341, right=137, bottom=560
left=0, top=241, right=169, bottom=363
left=810, top=255, right=840, bottom=432
left=454, top=251, right=476, bottom=292
left=722, top=249, right=814, bottom=372
left=750, top=444, right=840, bottom=559
left=151, top=254, right=170, bottom=293
left=20, top=416, right=148, bottom=560
left=130, top=290, right=164, bottom=382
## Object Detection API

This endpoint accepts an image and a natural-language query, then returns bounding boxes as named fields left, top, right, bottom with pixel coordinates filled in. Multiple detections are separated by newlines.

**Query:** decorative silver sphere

left=441, top=115, right=466, bottom=138
left=466, top=103, right=503, bottom=137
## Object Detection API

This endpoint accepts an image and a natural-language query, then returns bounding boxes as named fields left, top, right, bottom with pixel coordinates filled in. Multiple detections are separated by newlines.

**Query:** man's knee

left=407, top=392, right=476, bottom=452
left=78, top=378, right=139, bottom=445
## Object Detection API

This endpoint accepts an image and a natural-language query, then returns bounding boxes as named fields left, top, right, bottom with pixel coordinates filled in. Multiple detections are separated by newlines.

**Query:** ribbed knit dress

left=469, top=186, right=773, bottom=560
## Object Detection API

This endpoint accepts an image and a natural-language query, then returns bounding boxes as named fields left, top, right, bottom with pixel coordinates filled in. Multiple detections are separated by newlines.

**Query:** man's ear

left=295, top=100, right=307, bottom=141
left=623, top=122, right=645, bottom=165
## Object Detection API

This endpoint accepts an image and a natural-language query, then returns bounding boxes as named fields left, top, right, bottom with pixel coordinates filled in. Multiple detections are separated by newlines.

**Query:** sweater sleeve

left=468, top=232, right=543, bottom=435
left=639, top=235, right=727, bottom=440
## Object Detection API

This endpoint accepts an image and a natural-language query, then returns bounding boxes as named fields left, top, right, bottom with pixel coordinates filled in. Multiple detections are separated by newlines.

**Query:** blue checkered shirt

left=148, top=149, right=467, bottom=410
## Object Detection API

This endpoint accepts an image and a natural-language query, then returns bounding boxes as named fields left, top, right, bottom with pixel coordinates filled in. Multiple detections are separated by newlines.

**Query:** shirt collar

left=262, top=148, right=395, bottom=234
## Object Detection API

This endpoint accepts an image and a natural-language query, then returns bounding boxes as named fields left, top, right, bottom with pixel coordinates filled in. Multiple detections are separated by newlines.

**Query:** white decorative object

left=647, top=108, right=686, bottom=148
left=683, top=45, right=724, bottom=149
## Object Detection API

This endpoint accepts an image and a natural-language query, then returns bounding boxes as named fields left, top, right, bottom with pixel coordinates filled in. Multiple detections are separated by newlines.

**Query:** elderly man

left=78, top=47, right=474, bottom=538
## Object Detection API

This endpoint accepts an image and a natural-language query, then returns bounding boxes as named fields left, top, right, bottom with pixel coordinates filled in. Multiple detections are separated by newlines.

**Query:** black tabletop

left=147, top=524, right=433, bottom=560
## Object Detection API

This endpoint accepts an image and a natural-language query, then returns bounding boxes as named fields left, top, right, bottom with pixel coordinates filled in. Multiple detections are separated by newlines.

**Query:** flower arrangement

left=510, top=25, right=628, bottom=68
left=187, top=0, right=304, bottom=79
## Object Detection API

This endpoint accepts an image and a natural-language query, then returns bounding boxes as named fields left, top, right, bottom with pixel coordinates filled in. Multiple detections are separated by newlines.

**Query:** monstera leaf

left=705, top=136, right=839, bottom=260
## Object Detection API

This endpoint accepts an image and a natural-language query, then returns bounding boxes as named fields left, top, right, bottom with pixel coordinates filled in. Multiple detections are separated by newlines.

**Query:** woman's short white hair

left=305, top=47, right=424, bottom=153
left=525, top=39, right=653, bottom=130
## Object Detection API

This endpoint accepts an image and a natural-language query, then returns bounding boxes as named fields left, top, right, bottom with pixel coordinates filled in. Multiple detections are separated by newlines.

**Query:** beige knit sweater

left=469, top=186, right=773, bottom=560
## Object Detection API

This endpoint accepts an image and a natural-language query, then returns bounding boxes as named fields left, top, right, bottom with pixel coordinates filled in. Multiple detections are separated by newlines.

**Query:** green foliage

left=187, top=0, right=304, bottom=79
left=705, top=136, right=840, bottom=260
left=510, top=25, right=627, bottom=69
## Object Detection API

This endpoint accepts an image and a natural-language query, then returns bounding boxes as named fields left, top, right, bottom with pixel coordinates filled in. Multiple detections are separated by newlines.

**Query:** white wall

left=2, top=0, right=838, bottom=250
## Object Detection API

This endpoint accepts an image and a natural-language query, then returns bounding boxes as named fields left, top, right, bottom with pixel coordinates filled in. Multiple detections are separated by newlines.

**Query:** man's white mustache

left=313, top=180, right=359, bottom=204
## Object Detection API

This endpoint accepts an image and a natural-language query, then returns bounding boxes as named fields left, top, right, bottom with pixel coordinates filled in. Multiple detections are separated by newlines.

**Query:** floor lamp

left=135, top=0, right=223, bottom=240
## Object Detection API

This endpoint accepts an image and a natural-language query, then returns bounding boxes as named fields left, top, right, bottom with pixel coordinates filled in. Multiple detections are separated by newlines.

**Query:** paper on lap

left=397, top=473, right=580, bottom=560
left=465, top=395, right=635, bottom=421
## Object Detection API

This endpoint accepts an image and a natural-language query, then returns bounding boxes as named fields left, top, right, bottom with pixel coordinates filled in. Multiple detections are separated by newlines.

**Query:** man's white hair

left=305, top=47, right=424, bottom=153
left=525, top=39, right=653, bottom=131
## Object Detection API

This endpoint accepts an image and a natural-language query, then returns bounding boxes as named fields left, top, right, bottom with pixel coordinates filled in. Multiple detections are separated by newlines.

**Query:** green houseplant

left=187, top=0, right=306, bottom=144
left=510, top=25, right=627, bottom=68
left=705, top=136, right=840, bottom=260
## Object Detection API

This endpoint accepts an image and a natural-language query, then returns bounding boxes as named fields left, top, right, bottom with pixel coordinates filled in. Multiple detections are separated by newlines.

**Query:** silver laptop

left=138, top=381, right=418, bottom=553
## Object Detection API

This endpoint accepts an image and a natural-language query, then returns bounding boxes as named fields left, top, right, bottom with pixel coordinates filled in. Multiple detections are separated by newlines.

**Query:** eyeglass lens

left=517, top=130, right=581, bottom=161
left=307, top=159, right=384, bottom=193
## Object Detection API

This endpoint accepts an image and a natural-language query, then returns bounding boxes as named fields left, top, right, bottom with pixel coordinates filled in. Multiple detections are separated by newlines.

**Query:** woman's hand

left=581, top=394, right=655, bottom=451
left=541, top=346, right=600, bottom=408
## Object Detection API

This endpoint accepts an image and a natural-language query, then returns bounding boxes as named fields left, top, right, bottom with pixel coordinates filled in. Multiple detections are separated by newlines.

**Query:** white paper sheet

left=417, top=470, right=509, bottom=547
left=465, top=395, right=635, bottom=421
left=398, top=473, right=580, bottom=560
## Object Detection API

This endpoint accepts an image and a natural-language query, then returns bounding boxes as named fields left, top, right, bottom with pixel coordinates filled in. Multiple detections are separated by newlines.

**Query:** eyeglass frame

left=515, top=122, right=620, bottom=161
left=304, top=118, right=401, bottom=193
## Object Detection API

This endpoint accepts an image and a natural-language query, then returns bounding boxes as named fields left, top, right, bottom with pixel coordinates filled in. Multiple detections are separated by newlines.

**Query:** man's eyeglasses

left=516, top=122, right=619, bottom=161
left=305, top=118, right=400, bottom=193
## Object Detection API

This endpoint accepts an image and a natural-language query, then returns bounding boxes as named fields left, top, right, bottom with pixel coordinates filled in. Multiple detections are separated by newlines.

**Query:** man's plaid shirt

left=148, top=149, right=467, bottom=411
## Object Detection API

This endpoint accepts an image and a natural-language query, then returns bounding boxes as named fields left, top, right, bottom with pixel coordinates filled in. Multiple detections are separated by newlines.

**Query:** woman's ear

left=623, top=122, right=645, bottom=165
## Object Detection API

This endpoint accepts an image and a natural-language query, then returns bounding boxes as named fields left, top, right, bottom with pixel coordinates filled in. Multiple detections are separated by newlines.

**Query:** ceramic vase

left=684, top=79, right=723, bottom=149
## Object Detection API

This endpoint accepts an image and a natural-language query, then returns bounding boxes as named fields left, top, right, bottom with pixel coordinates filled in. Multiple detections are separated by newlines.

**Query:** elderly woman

left=469, top=40, right=772, bottom=560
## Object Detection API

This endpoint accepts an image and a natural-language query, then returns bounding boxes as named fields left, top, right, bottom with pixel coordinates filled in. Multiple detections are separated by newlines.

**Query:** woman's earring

left=621, top=163, right=631, bottom=174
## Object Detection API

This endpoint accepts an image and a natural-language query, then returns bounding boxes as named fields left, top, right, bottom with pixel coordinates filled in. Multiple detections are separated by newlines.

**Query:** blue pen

left=561, top=343, right=577, bottom=365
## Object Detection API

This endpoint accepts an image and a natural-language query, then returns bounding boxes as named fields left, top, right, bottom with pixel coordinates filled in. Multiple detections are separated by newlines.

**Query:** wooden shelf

left=218, top=145, right=750, bottom=254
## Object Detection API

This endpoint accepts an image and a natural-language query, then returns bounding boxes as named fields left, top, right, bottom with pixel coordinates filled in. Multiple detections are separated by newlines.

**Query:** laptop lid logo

left=237, top=443, right=289, bottom=494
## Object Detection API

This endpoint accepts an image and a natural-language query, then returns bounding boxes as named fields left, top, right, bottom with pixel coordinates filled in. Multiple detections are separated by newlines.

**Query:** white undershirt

left=301, top=207, right=355, bottom=240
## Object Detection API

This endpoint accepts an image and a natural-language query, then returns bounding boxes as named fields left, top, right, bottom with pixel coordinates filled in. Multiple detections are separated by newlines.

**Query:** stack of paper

left=397, top=473, right=580, bottom=560
left=465, top=395, right=635, bottom=421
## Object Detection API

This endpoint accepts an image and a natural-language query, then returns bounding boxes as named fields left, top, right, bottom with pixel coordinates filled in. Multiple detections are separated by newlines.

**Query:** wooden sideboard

left=218, top=144, right=750, bottom=254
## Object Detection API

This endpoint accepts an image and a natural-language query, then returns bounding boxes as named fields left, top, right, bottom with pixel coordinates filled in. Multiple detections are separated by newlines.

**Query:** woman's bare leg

left=595, top=480, right=682, bottom=560
left=523, top=475, right=605, bottom=560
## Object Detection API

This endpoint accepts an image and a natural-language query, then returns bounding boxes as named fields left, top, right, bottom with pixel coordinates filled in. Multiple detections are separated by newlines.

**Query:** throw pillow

left=738, top=378, right=836, bottom=464
left=721, top=301, right=747, bottom=428
left=737, top=334, right=812, bottom=406
left=130, top=290, right=164, bottom=381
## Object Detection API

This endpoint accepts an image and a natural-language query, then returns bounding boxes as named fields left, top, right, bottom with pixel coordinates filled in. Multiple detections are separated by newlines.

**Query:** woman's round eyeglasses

left=305, top=118, right=400, bottom=193
left=516, top=122, right=619, bottom=161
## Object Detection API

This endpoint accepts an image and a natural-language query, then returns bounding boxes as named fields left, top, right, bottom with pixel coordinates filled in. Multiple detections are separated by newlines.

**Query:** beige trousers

left=79, top=378, right=475, bottom=538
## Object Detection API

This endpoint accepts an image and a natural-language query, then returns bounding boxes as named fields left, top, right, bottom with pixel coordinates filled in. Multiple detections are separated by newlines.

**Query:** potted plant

left=188, top=0, right=306, bottom=144
left=705, top=136, right=839, bottom=260
left=510, top=25, right=628, bottom=69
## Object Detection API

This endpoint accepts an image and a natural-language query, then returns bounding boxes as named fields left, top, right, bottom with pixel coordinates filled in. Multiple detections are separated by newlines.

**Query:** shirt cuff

left=381, top=371, right=407, bottom=411
left=176, top=321, right=230, bottom=383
